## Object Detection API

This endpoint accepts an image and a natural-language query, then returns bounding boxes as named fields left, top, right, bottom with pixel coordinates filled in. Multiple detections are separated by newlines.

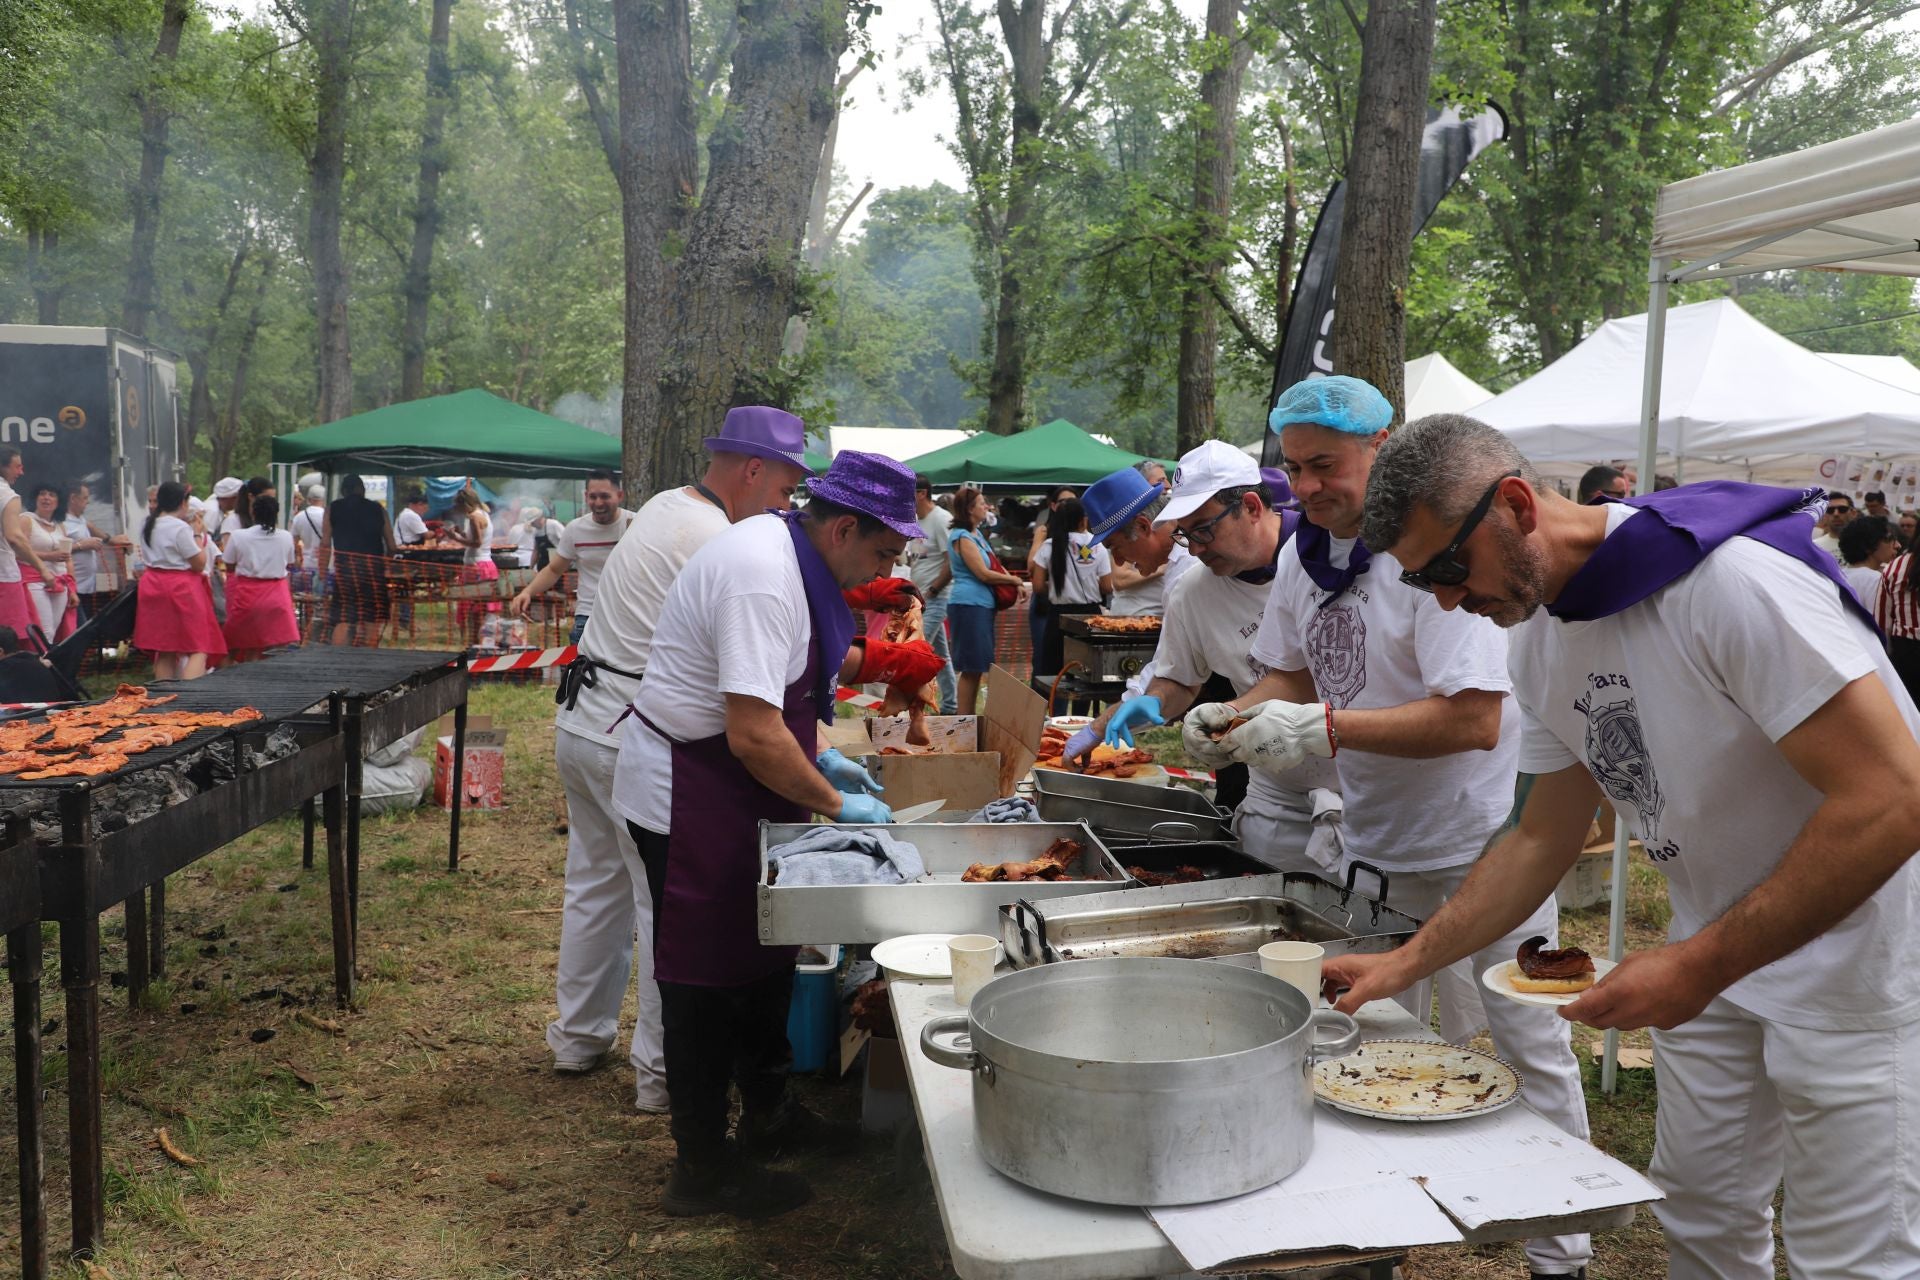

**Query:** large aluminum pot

left=919, top=956, right=1359, bottom=1205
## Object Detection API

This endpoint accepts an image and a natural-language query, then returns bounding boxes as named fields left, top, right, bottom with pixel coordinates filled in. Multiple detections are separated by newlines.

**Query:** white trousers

left=27, top=580, right=64, bottom=638
left=1650, top=996, right=1920, bottom=1279
left=546, top=729, right=666, bottom=1107
left=1383, top=863, right=1593, bottom=1275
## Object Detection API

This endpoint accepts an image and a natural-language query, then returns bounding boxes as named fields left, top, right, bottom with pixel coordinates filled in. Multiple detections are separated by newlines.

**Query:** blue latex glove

left=816, top=747, right=884, bottom=796
left=1103, top=695, right=1165, bottom=749
left=836, top=792, right=894, bottom=824
left=1062, top=724, right=1101, bottom=768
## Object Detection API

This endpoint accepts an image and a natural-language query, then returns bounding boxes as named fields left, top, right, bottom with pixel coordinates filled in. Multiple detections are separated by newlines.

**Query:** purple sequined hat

left=703, top=405, right=813, bottom=472
left=807, top=451, right=925, bottom=540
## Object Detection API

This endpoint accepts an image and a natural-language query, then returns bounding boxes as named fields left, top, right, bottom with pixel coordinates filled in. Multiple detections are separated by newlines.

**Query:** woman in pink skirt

left=220, top=492, right=299, bottom=662
left=135, top=481, right=226, bottom=680
left=448, top=485, right=499, bottom=643
left=0, top=447, right=49, bottom=645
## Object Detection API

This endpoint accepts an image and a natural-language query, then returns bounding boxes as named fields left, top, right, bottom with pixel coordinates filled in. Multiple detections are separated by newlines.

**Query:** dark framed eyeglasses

left=1826, top=505, right=1853, bottom=517
left=1399, top=470, right=1522, bottom=593
left=1170, top=499, right=1243, bottom=548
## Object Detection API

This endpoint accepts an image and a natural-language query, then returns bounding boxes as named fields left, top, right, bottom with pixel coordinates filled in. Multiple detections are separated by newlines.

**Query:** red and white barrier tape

left=834, top=687, right=885, bottom=710
left=0, top=701, right=69, bottom=712
left=1160, top=765, right=1217, bottom=783
left=468, top=645, right=577, bottom=674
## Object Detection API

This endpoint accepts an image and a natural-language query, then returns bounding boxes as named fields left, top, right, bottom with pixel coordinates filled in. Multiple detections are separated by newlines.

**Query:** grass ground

left=0, top=684, right=1777, bottom=1279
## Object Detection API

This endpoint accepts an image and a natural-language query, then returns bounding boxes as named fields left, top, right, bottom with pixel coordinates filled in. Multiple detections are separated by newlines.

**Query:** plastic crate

left=786, top=944, right=842, bottom=1073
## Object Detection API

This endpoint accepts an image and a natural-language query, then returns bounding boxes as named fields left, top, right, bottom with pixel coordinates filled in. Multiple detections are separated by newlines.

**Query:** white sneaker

left=552, top=1052, right=605, bottom=1075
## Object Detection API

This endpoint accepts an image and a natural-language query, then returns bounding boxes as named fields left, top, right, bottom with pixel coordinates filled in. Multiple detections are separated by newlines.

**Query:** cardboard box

left=1557, top=848, right=1615, bottom=910
left=860, top=665, right=1046, bottom=800
left=856, top=750, right=1003, bottom=811
left=431, top=714, right=508, bottom=810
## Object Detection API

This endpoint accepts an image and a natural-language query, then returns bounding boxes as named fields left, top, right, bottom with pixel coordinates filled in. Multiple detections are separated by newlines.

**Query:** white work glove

left=1223, top=699, right=1335, bottom=774
left=1180, top=701, right=1252, bottom=768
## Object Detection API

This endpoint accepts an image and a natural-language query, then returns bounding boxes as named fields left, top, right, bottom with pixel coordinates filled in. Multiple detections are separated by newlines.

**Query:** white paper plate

left=1312, top=1040, right=1522, bottom=1123
left=871, top=934, right=1006, bottom=980
left=1480, top=957, right=1617, bottom=1008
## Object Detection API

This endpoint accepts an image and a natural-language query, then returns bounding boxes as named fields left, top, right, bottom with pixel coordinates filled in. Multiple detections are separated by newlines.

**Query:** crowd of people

left=519, top=391, right=1920, bottom=1280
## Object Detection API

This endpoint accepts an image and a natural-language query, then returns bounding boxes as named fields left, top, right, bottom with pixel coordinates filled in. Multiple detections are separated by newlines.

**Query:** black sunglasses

left=1399, top=471, right=1522, bottom=593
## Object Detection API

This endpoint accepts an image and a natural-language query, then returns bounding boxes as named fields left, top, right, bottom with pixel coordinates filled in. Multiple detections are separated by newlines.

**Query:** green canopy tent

left=271, top=389, right=622, bottom=479
left=914, top=418, right=1164, bottom=488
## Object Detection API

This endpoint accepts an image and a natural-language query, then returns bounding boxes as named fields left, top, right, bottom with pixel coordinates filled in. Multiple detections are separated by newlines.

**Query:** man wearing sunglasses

left=1185, top=376, right=1592, bottom=1280
left=1336, top=414, right=1920, bottom=1280
left=1814, top=496, right=1852, bottom=560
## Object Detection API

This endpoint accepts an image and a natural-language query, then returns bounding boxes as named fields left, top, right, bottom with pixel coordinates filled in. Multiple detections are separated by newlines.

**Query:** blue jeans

left=921, top=595, right=957, bottom=715
left=570, top=615, right=587, bottom=647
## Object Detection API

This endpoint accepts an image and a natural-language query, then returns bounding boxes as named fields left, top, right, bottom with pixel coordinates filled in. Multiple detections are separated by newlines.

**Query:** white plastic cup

left=1258, top=940, right=1325, bottom=1007
left=948, top=934, right=1001, bottom=1007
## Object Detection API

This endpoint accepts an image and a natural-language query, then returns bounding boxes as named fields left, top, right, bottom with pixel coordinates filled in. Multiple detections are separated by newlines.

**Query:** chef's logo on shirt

left=1305, top=602, right=1367, bottom=709
left=1072, top=543, right=1098, bottom=564
left=1575, top=681, right=1679, bottom=863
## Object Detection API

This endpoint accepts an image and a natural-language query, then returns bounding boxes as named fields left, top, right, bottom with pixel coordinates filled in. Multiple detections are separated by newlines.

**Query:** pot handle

left=920, top=1013, right=980, bottom=1072
left=1147, top=820, right=1200, bottom=839
left=1306, top=1008, right=1361, bottom=1065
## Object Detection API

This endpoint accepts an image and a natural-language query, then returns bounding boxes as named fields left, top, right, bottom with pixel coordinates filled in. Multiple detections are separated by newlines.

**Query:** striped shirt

left=1877, top=553, right=1920, bottom=640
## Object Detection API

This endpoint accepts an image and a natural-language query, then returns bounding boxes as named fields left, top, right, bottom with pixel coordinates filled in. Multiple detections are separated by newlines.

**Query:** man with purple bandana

left=1339, top=414, right=1920, bottom=1280
left=611, top=451, right=923, bottom=1219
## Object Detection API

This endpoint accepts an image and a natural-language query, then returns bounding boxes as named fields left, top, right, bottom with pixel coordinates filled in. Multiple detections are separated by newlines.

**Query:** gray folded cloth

left=767, top=826, right=927, bottom=887
left=974, top=795, right=1040, bottom=824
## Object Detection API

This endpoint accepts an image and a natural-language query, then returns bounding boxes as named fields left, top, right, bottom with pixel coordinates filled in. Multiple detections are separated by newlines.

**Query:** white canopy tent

left=1476, top=297, right=1920, bottom=480
left=1588, top=117, right=1920, bottom=1094
left=1405, top=352, right=1494, bottom=419
left=1825, top=352, right=1920, bottom=396
left=825, top=425, right=972, bottom=462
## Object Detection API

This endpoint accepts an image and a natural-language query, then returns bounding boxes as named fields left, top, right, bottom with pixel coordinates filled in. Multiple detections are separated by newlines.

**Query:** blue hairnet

left=1268, top=375, right=1393, bottom=436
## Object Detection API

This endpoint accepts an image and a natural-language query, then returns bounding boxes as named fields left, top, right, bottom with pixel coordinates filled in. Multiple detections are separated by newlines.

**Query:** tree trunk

left=984, top=0, right=1048, bottom=437
left=183, top=233, right=252, bottom=460
left=613, top=0, right=698, bottom=496
left=213, top=251, right=275, bottom=480
left=401, top=0, right=455, bottom=401
left=783, top=66, right=866, bottom=359
left=123, top=0, right=190, bottom=337
left=27, top=225, right=65, bottom=324
left=1175, top=0, right=1249, bottom=455
left=651, top=0, right=851, bottom=488
left=309, top=0, right=354, bottom=422
left=1328, top=0, right=1435, bottom=425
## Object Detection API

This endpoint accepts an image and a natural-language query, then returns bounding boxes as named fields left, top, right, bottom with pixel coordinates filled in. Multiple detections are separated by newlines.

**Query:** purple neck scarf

left=1294, top=516, right=1369, bottom=607
left=779, top=510, right=857, bottom=717
left=1549, top=481, right=1876, bottom=632
left=1235, top=509, right=1303, bottom=586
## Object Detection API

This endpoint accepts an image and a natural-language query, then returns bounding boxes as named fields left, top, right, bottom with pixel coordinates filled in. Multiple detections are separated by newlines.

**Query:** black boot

left=660, top=1148, right=812, bottom=1219
left=736, top=1098, right=861, bottom=1161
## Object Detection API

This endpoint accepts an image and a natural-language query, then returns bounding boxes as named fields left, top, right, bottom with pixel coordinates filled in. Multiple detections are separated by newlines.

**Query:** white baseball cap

left=1157, top=439, right=1262, bottom=525
left=212, top=476, right=243, bottom=499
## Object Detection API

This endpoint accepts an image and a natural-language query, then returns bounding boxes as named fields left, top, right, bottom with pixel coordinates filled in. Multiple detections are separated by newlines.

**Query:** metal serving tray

left=1031, top=767, right=1234, bottom=844
left=1000, top=860, right=1421, bottom=969
left=757, top=820, right=1130, bottom=944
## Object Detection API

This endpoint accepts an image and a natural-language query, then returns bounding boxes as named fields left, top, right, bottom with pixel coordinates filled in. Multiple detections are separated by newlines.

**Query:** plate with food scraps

left=1481, top=956, right=1617, bottom=1008
left=1312, top=1040, right=1522, bottom=1122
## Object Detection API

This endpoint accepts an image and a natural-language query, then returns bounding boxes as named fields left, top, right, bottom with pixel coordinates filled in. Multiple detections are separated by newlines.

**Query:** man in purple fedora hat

left=543, top=405, right=812, bottom=1108
left=612, top=450, right=932, bottom=1219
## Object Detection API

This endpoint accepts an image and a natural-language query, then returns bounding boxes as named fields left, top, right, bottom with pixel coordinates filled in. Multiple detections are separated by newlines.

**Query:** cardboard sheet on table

left=1147, top=1103, right=1661, bottom=1272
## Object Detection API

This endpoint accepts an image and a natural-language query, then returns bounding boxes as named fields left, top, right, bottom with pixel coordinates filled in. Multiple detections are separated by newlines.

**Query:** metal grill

left=231, top=645, right=462, bottom=700
left=0, top=667, right=342, bottom=791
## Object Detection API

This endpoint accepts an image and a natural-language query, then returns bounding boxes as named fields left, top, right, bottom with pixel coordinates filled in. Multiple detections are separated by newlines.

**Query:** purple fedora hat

left=807, top=450, right=925, bottom=540
left=703, top=405, right=813, bottom=472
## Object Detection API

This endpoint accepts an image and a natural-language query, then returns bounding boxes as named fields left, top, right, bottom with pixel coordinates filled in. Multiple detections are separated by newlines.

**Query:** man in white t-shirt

left=207, top=476, right=244, bottom=542
left=541, top=409, right=813, bottom=1117
left=1839, top=514, right=1898, bottom=619
left=902, top=474, right=957, bottom=714
left=393, top=487, right=430, bottom=546
left=1066, top=442, right=1336, bottom=865
left=615, top=450, right=926, bottom=1219
left=510, top=472, right=633, bottom=645
left=1192, top=380, right=1591, bottom=1280
left=291, top=486, right=327, bottom=590
left=1341, top=413, right=1920, bottom=1280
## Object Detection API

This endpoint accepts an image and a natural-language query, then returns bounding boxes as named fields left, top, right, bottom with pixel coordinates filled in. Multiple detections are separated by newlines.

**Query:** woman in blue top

left=947, top=486, right=1025, bottom=714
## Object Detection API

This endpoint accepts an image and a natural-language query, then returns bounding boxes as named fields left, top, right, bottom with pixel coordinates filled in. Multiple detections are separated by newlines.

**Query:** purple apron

left=640, top=512, right=855, bottom=988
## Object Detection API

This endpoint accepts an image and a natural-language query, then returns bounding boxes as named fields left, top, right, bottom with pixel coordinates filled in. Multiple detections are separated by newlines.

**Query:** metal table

left=889, top=978, right=1638, bottom=1280
left=261, top=648, right=467, bottom=1007
left=17, top=670, right=352, bottom=1263
left=2, top=815, right=45, bottom=1280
